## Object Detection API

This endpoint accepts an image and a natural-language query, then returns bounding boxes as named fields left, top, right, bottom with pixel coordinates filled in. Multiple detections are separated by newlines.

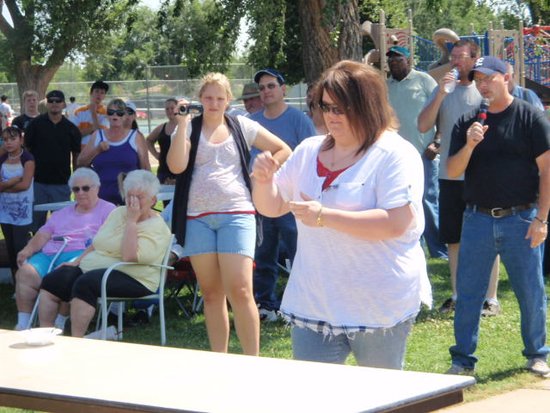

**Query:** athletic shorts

left=438, top=179, right=465, bottom=244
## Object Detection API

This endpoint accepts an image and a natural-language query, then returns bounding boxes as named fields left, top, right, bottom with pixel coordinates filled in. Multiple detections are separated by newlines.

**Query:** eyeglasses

left=71, top=185, right=93, bottom=193
left=450, top=54, right=471, bottom=62
left=107, top=108, right=126, bottom=117
left=473, top=74, right=497, bottom=85
left=319, top=102, right=347, bottom=116
left=126, top=108, right=135, bottom=115
left=258, top=82, right=280, bottom=92
left=47, top=98, right=63, bottom=104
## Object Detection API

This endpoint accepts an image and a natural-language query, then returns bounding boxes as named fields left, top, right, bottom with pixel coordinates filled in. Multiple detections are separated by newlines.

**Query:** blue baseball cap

left=254, top=68, right=285, bottom=85
left=468, top=56, right=507, bottom=81
left=386, top=46, right=410, bottom=58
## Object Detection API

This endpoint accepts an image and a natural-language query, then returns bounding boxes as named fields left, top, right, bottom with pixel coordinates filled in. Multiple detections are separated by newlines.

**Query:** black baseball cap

left=254, top=68, right=285, bottom=85
left=46, top=90, right=65, bottom=101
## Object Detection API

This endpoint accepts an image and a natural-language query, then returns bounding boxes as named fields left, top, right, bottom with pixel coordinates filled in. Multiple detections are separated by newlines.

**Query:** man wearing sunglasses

left=250, top=68, right=316, bottom=322
left=24, top=90, right=82, bottom=233
left=70, top=80, right=110, bottom=150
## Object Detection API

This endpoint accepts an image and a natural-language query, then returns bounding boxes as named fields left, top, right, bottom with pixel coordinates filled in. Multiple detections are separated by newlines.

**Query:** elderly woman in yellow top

left=38, top=169, right=171, bottom=337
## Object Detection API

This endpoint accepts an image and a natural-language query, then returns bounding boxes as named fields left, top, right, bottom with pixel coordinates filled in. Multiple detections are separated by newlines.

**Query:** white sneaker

left=85, top=325, right=120, bottom=341
left=526, top=358, right=550, bottom=376
left=258, top=307, right=278, bottom=322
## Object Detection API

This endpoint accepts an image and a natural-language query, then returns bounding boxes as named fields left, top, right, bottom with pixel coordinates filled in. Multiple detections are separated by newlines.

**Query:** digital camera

left=178, top=104, right=203, bottom=115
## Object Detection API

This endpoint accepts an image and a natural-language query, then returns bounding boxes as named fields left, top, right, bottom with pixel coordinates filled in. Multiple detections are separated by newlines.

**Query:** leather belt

left=468, top=203, right=536, bottom=218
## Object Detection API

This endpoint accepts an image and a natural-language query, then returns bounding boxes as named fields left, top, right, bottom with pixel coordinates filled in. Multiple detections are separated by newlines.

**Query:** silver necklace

left=8, top=149, right=23, bottom=160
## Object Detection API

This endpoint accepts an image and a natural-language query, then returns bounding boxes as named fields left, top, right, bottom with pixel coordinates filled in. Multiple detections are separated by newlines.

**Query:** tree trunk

left=14, top=60, right=61, bottom=101
left=336, top=0, right=362, bottom=62
left=297, top=0, right=362, bottom=85
left=297, top=0, right=339, bottom=85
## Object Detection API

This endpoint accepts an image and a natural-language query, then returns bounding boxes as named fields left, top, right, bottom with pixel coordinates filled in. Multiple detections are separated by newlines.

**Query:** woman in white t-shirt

left=167, top=73, right=291, bottom=356
left=252, top=60, right=431, bottom=369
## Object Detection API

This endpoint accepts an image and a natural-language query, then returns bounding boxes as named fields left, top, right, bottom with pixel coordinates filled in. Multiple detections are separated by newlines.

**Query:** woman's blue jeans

left=291, top=318, right=413, bottom=369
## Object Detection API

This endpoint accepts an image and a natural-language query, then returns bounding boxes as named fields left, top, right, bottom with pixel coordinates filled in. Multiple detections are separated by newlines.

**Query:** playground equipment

left=362, top=11, right=550, bottom=102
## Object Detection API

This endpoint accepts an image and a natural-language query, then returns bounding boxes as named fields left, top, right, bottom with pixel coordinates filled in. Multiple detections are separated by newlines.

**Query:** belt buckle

left=490, top=208, right=504, bottom=218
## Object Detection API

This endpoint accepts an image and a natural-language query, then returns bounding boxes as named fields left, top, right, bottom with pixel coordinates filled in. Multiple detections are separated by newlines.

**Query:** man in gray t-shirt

left=418, top=40, right=492, bottom=314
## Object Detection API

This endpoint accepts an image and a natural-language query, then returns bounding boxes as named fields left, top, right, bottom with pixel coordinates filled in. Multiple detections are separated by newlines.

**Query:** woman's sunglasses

left=107, top=108, right=126, bottom=117
left=71, top=185, right=93, bottom=193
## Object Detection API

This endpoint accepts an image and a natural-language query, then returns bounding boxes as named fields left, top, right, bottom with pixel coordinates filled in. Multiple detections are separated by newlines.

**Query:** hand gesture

left=252, top=151, right=279, bottom=183
left=466, top=122, right=489, bottom=149
left=126, top=194, right=141, bottom=223
left=289, top=192, right=323, bottom=227
left=98, top=140, right=110, bottom=152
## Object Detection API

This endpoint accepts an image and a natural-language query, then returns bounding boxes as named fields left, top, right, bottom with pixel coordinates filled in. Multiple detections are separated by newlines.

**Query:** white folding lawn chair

left=95, top=235, right=174, bottom=345
left=26, top=236, right=69, bottom=329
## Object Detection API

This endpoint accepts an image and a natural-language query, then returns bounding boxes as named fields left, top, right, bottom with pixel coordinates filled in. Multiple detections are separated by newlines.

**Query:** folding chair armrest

left=99, top=261, right=174, bottom=340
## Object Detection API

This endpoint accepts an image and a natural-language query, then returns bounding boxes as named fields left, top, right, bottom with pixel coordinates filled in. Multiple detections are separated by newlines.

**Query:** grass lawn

left=0, top=257, right=549, bottom=412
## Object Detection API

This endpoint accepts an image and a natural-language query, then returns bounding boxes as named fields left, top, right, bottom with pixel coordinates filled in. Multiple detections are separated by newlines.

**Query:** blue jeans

left=450, top=207, right=549, bottom=369
left=291, top=318, right=413, bottom=369
left=253, top=213, right=297, bottom=310
left=422, top=155, right=447, bottom=259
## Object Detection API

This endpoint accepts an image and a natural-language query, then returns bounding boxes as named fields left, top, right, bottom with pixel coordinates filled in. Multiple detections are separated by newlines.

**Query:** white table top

left=0, top=329, right=474, bottom=413
left=33, top=201, right=75, bottom=212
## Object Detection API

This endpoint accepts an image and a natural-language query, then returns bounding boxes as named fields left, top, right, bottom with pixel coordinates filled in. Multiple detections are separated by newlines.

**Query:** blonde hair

left=22, top=90, right=38, bottom=102
left=198, top=72, right=233, bottom=101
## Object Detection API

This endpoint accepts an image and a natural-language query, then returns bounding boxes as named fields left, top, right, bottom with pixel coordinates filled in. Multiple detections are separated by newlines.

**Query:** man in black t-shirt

left=445, top=56, right=550, bottom=377
left=24, top=90, right=81, bottom=232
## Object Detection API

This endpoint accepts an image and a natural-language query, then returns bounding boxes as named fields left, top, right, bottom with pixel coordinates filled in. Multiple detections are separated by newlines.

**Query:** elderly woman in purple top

left=14, top=167, right=116, bottom=331
left=77, top=99, right=150, bottom=205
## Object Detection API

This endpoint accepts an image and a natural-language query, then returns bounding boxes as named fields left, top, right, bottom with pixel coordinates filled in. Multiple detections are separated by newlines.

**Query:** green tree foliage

left=84, top=6, right=164, bottom=81
left=156, top=0, right=243, bottom=77
left=0, top=0, right=139, bottom=99
left=410, top=0, right=499, bottom=38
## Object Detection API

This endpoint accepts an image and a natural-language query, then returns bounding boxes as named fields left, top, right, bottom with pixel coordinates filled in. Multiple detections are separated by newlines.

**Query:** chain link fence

left=0, top=64, right=309, bottom=134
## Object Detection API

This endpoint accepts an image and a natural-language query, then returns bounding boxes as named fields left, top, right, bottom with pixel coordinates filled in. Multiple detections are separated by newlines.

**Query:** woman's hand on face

left=252, top=151, right=279, bottom=183
left=289, top=192, right=322, bottom=227
left=126, top=194, right=141, bottom=222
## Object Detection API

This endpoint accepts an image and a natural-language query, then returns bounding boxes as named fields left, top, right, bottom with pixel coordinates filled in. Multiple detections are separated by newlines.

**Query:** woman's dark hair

left=315, top=60, right=398, bottom=154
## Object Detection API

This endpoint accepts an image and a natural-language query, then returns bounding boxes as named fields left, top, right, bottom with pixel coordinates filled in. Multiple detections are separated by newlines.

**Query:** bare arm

left=120, top=197, right=140, bottom=262
left=17, top=231, right=51, bottom=267
left=417, top=71, right=455, bottom=133
left=447, top=122, right=488, bottom=178
left=3, top=159, right=35, bottom=192
left=166, top=102, right=191, bottom=174
left=526, top=150, right=550, bottom=247
left=135, top=131, right=151, bottom=170
left=252, top=126, right=292, bottom=167
left=290, top=193, right=415, bottom=241
left=77, top=132, right=104, bottom=167
left=77, top=103, right=102, bottom=137
left=251, top=151, right=290, bottom=217
left=145, top=124, right=163, bottom=160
